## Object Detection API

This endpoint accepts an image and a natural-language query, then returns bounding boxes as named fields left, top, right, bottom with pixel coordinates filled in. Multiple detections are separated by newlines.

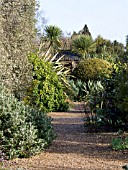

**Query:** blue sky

left=39, top=0, right=128, bottom=44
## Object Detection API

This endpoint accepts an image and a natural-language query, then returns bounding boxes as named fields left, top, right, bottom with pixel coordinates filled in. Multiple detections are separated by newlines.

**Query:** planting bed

left=2, top=102, right=128, bottom=170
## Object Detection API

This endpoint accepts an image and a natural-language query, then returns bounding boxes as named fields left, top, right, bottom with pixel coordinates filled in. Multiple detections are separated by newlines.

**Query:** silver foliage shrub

left=0, top=0, right=37, bottom=99
left=0, top=82, right=55, bottom=159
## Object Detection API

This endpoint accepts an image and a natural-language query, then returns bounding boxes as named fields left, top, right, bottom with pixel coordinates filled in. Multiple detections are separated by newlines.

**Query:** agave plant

left=83, top=80, right=104, bottom=113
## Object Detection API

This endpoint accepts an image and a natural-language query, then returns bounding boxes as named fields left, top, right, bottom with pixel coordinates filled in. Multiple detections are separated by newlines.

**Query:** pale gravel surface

left=2, top=102, right=128, bottom=170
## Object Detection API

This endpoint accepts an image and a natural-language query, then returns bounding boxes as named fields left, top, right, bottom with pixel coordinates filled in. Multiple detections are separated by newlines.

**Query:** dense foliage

left=0, top=0, right=37, bottom=99
left=0, top=82, right=55, bottom=159
left=94, top=36, right=125, bottom=62
left=71, top=35, right=96, bottom=58
left=82, top=63, right=128, bottom=132
left=73, top=58, right=112, bottom=82
left=26, top=54, right=68, bottom=113
left=100, top=63, right=128, bottom=130
left=39, top=25, right=62, bottom=56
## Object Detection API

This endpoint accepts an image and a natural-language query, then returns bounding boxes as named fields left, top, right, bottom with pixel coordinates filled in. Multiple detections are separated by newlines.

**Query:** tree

left=78, top=24, right=91, bottom=36
left=0, top=0, right=37, bottom=99
left=71, top=24, right=92, bottom=40
left=61, top=32, right=72, bottom=50
left=94, top=36, right=125, bottom=63
left=125, top=35, right=128, bottom=52
left=71, top=35, right=96, bottom=58
left=95, top=35, right=112, bottom=54
left=40, top=25, right=62, bottom=56
left=112, top=40, right=125, bottom=62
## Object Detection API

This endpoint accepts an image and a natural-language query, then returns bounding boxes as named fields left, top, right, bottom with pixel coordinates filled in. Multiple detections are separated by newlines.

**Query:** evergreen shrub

left=26, top=54, right=68, bottom=112
left=0, top=83, right=55, bottom=159
left=112, top=64, right=128, bottom=126
left=73, top=58, right=112, bottom=81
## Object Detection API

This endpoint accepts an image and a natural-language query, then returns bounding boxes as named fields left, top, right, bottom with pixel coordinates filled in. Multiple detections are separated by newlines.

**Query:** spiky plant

left=39, top=25, right=62, bottom=56
left=71, top=35, right=96, bottom=58
left=37, top=47, right=70, bottom=90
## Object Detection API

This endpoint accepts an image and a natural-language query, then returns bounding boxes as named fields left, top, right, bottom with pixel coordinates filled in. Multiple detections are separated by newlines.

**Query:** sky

left=38, top=0, right=128, bottom=44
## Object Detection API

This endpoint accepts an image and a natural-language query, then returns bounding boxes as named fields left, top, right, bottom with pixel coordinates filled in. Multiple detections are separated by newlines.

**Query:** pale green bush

left=0, top=83, right=55, bottom=159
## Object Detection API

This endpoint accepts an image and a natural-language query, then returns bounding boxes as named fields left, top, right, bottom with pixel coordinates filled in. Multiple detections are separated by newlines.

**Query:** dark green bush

left=0, top=83, right=55, bottom=159
left=85, top=63, right=128, bottom=131
left=26, top=54, right=68, bottom=113
left=73, top=58, right=112, bottom=81
left=114, top=65, right=128, bottom=122
left=57, top=101, right=69, bottom=112
left=114, top=67, right=128, bottom=126
left=99, top=63, right=128, bottom=130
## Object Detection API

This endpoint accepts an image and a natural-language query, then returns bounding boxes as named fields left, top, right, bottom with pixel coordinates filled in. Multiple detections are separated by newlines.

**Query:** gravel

left=2, top=102, right=128, bottom=170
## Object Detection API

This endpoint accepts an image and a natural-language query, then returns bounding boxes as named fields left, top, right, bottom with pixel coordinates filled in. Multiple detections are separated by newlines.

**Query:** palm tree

left=37, top=25, right=70, bottom=88
left=71, top=35, right=96, bottom=59
left=39, top=25, right=62, bottom=56
left=94, top=35, right=125, bottom=62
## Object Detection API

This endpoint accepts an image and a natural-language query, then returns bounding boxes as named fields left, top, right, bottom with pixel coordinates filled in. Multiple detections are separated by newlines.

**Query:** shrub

left=26, top=54, right=68, bottom=112
left=111, top=136, right=128, bottom=150
left=99, top=63, right=128, bottom=130
left=0, top=83, right=55, bottom=159
left=114, top=64, right=128, bottom=123
left=73, top=58, right=112, bottom=81
left=74, top=61, right=128, bottom=132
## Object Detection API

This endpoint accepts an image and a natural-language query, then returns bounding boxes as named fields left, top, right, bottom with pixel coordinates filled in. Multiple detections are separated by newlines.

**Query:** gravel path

left=2, top=103, right=128, bottom=170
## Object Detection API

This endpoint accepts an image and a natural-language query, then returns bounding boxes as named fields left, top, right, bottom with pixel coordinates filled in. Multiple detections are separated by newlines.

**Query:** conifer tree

left=78, top=24, right=91, bottom=36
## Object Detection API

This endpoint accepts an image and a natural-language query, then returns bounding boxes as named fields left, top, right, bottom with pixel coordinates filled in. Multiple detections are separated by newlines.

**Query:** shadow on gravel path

left=3, top=102, right=128, bottom=170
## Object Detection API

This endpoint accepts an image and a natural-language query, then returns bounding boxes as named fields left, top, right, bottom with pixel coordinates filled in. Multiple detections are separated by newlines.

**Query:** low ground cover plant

left=111, top=134, right=128, bottom=150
